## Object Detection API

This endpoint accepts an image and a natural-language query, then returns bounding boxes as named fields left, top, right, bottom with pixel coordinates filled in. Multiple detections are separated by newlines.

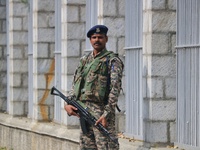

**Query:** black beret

left=87, top=25, right=108, bottom=38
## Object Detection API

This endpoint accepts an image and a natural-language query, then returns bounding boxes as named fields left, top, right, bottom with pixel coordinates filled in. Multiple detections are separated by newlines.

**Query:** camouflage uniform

left=70, top=49, right=123, bottom=150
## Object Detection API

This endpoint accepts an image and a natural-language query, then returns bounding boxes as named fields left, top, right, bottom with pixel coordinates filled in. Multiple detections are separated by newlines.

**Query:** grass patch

left=0, top=147, right=13, bottom=150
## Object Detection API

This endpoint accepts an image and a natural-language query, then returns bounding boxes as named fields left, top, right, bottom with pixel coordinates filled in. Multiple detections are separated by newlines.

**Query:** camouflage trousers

left=79, top=101, right=119, bottom=150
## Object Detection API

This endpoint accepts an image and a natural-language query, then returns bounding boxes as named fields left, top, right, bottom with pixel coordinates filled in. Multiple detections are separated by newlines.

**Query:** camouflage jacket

left=70, top=49, right=124, bottom=118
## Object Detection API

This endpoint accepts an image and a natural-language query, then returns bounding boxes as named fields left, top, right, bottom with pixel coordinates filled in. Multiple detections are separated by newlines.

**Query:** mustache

left=94, top=42, right=101, bottom=45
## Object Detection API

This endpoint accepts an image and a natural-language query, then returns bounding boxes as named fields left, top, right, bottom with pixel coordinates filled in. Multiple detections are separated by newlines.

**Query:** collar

left=92, top=49, right=107, bottom=58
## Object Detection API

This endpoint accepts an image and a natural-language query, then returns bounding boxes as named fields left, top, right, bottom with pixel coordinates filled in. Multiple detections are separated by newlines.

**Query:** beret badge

left=96, top=28, right=100, bottom=33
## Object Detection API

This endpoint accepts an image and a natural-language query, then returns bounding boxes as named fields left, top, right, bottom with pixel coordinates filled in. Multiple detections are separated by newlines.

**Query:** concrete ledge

left=0, top=113, right=179, bottom=150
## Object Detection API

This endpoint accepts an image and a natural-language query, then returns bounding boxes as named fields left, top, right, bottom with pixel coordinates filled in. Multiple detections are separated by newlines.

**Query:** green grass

left=0, top=147, right=13, bottom=150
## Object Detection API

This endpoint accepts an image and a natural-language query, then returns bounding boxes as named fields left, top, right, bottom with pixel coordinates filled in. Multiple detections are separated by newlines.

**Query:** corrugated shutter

left=125, top=0, right=143, bottom=139
left=176, top=0, right=200, bottom=148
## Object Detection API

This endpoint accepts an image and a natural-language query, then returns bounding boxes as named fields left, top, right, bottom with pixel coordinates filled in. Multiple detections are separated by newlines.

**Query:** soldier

left=64, top=25, right=124, bottom=150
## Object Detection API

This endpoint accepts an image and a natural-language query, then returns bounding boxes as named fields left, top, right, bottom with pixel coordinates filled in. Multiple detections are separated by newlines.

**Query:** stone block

left=38, top=13, right=50, bottom=28
left=67, top=40, right=80, bottom=57
left=0, top=33, right=6, bottom=45
left=147, top=78, right=163, bottom=98
left=80, top=5, right=85, bottom=22
left=168, top=0, right=176, bottom=10
left=104, top=17, right=125, bottom=37
left=38, top=0, right=55, bottom=12
left=13, top=31, right=28, bottom=45
left=37, top=59, right=54, bottom=74
left=171, top=34, right=176, bottom=54
left=13, top=17, right=22, bottom=30
left=151, top=33, right=169, bottom=54
left=13, top=59, right=28, bottom=73
left=0, top=46, right=2, bottom=57
left=67, top=57, right=80, bottom=74
left=152, top=0, right=166, bottom=10
left=36, top=105, right=50, bottom=121
left=0, top=72, right=6, bottom=85
left=152, top=11, right=176, bottom=32
left=165, top=78, right=176, bottom=98
left=67, top=6, right=79, bottom=22
left=13, top=47, right=24, bottom=59
left=0, top=6, right=6, bottom=19
left=0, top=0, right=6, bottom=5
left=48, top=13, right=55, bottom=28
left=12, top=74, right=21, bottom=87
left=0, top=98, right=6, bottom=111
left=37, top=75, right=47, bottom=89
left=145, top=121, right=168, bottom=143
left=0, top=84, right=6, bottom=97
left=103, top=0, right=117, bottom=16
left=67, top=0, right=85, bottom=5
left=49, top=43, right=55, bottom=58
left=38, top=89, right=54, bottom=105
left=22, top=73, right=28, bottom=87
left=48, top=106, right=55, bottom=121
left=151, top=100, right=176, bottom=120
left=0, top=60, right=6, bottom=71
left=66, top=75, right=74, bottom=92
left=13, top=88, right=28, bottom=101
left=22, top=16, right=28, bottom=30
left=37, top=49, right=49, bottom=58
left=81, top=40, right=86, bottom=54
left=38, top=28, right=55, bottom=42
left=147, top=55, right=176, bottom=77
left=117, top=37, right=125, bottom=55
left=106, top=37, right=117, bottom=52
left=118, top=0, right=125, bottom=16
left=37, top=43, right=48, bottom=57
left=2, top=20, right=6, bottom=32
left=170, top=122, right=176, bottom=142
left=116, top=113, right=125, bottom=132
left=12, top=102, right=25, bottom=116
left=37, top=12, right=54, bottom=28
left=67, top=23, right=85, bottom=39
left=13, top=3, right=28, bottom=17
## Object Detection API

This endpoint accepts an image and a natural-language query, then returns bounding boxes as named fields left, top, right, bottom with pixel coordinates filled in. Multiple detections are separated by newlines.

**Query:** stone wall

left=0, top=0, right=178, bottom=149
left=0, top=0, right=6, bottom=112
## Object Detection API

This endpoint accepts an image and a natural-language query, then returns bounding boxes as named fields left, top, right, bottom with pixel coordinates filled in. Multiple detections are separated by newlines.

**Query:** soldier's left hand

left=95, top=116, right=107, bottom=127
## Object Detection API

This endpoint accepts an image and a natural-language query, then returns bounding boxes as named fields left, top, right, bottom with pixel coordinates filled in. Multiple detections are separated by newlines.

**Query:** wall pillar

left=6, top=0, right=29, bottom=116
left=142, top=0, right=176, bottom=143
left=29, top=0, right=55, bottom=121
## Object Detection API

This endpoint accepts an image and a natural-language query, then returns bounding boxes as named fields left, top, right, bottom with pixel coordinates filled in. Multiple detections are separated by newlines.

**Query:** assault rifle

left=51, top=86, right=118, bottom=144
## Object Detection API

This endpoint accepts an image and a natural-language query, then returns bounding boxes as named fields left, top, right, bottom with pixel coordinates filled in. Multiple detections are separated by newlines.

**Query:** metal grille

left=176, top=0, right=200, bottom=148
left=28, top=0, right=34, bottom=118
left=54, top=0, right=62, bottom=123
left=125, top=0, right=143, bottom=139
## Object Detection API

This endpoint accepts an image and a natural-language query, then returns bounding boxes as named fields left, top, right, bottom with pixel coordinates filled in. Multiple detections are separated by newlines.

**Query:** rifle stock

left=51, top=86, right=118, bottom=144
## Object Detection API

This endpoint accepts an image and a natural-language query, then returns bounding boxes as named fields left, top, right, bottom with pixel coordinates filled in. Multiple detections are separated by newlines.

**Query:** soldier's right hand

left=64, top=104, right=80, bottom=118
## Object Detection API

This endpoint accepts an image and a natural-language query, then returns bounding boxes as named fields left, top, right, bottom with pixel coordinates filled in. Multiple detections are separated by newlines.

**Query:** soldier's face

left=90, top=34, right=108, bottom=52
